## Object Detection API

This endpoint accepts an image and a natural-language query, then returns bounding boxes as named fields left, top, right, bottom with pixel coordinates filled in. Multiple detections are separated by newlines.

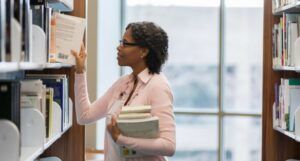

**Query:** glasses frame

left=119, top=40, right=140, bottom=47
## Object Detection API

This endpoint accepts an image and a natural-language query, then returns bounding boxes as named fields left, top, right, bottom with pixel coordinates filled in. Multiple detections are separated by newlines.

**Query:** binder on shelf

left=0, top=81, right=21, bottom=129
left=0, top=120, right=20, bottom=161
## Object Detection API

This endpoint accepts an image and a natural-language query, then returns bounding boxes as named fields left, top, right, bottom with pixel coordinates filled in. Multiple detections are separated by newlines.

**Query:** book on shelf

left=49, top=13, right=86, bottom=65
left=22, top=0, right=33, bottom=62
left=31, top=3, right=45, bottom=29
left=26, top=74, right=69, bottom=132
left=273, top=78, right=300, bottom=131
left=0, top=81, right=21, bottom=130
left=21, top=79, right=57, bottom=138
left=5, top=0, right=14, bottom=62
left=45, top=88, right=54, bottom=138
left=30, top=0, right=46, bottom=6
left=20, top=79, right=46, bottom=117
left=272, top=13, right=300, bottom=68
left=116, top=105, right=159, bottom=158
left=0, top=0, right=5, bottom=61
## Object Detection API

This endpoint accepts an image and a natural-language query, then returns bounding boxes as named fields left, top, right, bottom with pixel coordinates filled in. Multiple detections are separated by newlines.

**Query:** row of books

left=272, top=13, right=300, bottom=68
left=0, top=0, right=85, bottom=65
left=272, top=0, right=298, bottom=10
left=274, top=78, right=300, bottom=132
left=0, top=74, right=70, bottom=137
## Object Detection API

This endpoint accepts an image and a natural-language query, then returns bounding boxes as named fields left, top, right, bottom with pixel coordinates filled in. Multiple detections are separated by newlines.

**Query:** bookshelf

left=0, top=0, right=86, bottom=161
left=273, top=1, right=300, bottom=15
left=263, top=0, right=300, bottom=161
left=32, top=1, right=86, bottom=160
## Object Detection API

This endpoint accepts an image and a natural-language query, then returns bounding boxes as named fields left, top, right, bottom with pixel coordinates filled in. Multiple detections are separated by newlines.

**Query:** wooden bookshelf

left=263, top=0, right=300, bottom=160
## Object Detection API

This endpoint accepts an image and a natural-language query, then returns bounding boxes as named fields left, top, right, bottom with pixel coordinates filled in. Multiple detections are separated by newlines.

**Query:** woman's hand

left=71, top=43, right=87, bottom=74
left=107, top=116, right=121, bottom=142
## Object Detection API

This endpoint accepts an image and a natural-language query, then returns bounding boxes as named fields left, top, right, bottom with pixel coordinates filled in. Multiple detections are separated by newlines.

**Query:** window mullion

left=218, top=0, right=225, bottom=161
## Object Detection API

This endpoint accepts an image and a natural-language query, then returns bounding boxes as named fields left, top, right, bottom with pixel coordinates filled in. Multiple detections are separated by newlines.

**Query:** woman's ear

left=140, top=48, right=149, bottom=58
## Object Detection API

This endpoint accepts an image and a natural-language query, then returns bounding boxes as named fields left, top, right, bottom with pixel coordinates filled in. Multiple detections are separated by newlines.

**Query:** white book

left=49, top=13, right=86, bottom=65
left=117, top=116, right=159, bottom=139
left=21, top=95, right=41, bottom=110
left=288, top=86, right=300, bottom=131
left=21, top=80, right=47, bottom=118
left=118, top=113, right=152, bottom=120
left=117, top=116, right=159, bottom=158
left=120, top=105, right=151, bottom=114
left=289, top=23, right=298, bottom=66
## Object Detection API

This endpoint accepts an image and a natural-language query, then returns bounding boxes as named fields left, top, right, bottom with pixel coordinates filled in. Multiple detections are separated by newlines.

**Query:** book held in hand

left=116, top=105, right=159, bottom=158
left=49, top=13, right=86, bottom=65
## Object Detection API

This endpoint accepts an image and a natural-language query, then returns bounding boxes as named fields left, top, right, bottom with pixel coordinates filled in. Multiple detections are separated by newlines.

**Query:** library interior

left=2, top=0, right=300, bottom=161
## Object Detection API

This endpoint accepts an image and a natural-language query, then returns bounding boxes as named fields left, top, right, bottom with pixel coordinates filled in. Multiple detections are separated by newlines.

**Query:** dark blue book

left=0, top=81, right=21, bottom=130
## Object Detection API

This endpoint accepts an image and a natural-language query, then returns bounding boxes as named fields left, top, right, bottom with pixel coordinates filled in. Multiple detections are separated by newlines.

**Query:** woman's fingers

left=71, top=50, right=78, bottom=58
left=81, top=42, right=86, bottom=52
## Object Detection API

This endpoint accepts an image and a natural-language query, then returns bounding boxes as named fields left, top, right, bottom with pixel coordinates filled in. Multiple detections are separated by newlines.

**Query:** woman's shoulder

left=149, top=72, right=171, bottom=89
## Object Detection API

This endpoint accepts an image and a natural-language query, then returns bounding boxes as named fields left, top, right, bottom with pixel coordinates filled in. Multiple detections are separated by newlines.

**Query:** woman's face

left=117, top=28, right=145, bottom=67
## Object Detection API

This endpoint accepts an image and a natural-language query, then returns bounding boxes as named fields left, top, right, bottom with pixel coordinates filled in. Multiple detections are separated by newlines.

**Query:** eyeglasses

left=119, top=40, right=140, bottom=47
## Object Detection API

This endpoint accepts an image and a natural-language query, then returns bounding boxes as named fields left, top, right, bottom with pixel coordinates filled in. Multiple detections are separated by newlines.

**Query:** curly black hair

left=126, top=22, right=169, bottom=74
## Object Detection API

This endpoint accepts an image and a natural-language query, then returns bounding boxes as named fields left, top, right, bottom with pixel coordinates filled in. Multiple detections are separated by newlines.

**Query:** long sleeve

left=116, top=81, right=176, bottom=156
left=74, top=73, right=121, bottom=125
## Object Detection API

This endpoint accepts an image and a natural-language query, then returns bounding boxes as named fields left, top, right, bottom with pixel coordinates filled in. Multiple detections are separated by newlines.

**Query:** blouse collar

left=128, top=68, right=153, bottom=84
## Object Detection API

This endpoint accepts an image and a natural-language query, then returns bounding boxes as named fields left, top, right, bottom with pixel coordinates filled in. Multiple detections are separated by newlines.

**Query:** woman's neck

left=131, top=64, right=147, bottom=77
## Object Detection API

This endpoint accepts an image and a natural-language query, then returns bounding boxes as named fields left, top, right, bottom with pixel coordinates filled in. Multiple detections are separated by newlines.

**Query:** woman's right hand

left=71, top=43, right=87, bottom=74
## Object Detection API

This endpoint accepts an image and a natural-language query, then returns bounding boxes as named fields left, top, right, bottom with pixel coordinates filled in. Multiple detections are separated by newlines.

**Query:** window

left=123, top=0, right=263, bottom=160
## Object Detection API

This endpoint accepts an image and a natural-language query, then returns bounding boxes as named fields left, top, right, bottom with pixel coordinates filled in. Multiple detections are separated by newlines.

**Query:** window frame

left=121, top=1, right=263, bottom=161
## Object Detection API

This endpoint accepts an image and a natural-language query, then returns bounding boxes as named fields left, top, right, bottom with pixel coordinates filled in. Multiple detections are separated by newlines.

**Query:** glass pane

left=223, top=0, right=263, bottom=113
left=169, top=115, right=218, bottom=161
left=223, top=116, right=262, bottom=161
left=125, top=0, right=220, bottom=111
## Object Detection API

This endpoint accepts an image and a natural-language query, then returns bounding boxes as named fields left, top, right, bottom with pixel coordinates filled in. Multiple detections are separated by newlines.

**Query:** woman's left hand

left=107, top=116, right=121, bottom=142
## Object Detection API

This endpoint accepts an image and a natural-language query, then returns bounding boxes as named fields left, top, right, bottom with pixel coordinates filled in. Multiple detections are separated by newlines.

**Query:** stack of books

left=117, top=105, right=159, bottom=158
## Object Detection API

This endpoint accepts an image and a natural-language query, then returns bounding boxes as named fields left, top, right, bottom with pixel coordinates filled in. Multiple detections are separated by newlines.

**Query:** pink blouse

left=74, top=68, right=176, bottom=161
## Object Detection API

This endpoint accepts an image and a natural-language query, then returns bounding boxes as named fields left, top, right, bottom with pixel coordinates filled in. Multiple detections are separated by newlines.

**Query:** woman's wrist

left=75, top=69, right=85, bottom=74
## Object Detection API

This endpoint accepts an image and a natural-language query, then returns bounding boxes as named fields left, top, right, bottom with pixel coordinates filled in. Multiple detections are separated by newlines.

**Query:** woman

left=72, top=21, right=176, bottom=161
